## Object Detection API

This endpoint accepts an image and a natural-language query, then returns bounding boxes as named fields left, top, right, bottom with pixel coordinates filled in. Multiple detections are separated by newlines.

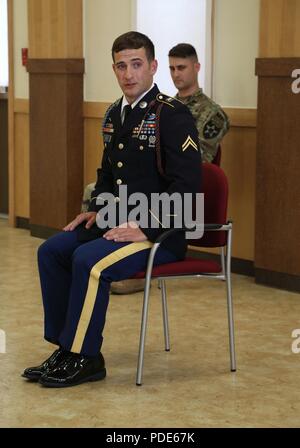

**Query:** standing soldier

left=169, top=43, right=229, bottom=163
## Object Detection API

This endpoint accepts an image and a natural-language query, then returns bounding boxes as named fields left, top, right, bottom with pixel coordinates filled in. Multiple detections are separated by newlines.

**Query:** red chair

left=134, top=163, right=236, bottom=385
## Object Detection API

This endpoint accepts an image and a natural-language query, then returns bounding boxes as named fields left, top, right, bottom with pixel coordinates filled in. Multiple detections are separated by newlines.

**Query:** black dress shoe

left=22, top=348, right=70, bottom=381
left=39, top=352, right=106, bottom=388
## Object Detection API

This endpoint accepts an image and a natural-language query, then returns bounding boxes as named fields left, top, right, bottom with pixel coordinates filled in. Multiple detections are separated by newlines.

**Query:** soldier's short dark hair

left=168, top=43, right=198, bottom=61
left=112, top=31, right=155, bottom=62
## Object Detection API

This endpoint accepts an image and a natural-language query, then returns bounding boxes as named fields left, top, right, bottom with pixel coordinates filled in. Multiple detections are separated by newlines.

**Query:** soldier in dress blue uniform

left=22, top=31, right=201, bottom=388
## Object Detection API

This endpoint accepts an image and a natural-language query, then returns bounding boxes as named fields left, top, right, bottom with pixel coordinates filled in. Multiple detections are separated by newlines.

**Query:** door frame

left=7, top=0, right=15, bottom=226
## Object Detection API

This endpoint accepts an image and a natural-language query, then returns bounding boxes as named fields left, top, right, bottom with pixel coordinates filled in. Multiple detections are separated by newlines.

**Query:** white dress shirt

left=120, top=83, right=155, bottom=123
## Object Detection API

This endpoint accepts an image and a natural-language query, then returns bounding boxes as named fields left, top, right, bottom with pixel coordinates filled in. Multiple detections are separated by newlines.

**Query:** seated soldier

left=22, top=31, right=201, bottom=388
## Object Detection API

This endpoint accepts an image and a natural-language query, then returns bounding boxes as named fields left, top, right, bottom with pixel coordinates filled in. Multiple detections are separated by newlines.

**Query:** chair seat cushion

left=132, top=257, right=222, bottom=279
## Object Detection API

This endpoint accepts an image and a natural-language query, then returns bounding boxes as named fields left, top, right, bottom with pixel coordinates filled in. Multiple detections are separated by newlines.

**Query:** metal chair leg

left=221, top=247, right=226, bottom=277
left=136, top=243, right=160, bottom=386
left=225, top=226, right=236, bottom=372
left=161, top=279, right=170, bottom=351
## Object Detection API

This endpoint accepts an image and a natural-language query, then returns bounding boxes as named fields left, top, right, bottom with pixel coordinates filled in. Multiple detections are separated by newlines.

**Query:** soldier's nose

left=125, top=68, right=133, bottom=79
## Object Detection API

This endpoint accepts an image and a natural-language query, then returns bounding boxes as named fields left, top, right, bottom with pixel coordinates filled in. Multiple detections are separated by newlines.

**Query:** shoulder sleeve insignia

left=203, top=117, right=222, bottom=139
left=182, top=135, right=198, bottom=152
left=103, top=98, right=121, bottom=126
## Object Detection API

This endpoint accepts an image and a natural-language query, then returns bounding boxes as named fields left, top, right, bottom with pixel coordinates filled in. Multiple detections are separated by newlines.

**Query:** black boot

left=39, top=352, right=106, bottom=388
left=22, top=348, right=70, bottom=381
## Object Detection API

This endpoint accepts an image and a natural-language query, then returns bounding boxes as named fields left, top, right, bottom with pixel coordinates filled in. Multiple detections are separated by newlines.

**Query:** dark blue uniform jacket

left=77, top=85, right=202, bottom=259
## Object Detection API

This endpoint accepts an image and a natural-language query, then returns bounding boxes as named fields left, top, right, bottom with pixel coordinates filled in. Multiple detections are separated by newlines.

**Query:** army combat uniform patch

left=203, top=112, right=225, bottom=139
left=176, top=89, right=230, bottom=163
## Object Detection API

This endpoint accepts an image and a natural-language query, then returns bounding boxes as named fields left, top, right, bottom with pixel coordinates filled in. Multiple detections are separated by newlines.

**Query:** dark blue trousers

left=37, top=231, right=178, bottom=357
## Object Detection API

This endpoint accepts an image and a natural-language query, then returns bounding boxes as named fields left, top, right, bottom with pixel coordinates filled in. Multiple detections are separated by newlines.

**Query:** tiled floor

left=1, top=218, right=300, bottom=428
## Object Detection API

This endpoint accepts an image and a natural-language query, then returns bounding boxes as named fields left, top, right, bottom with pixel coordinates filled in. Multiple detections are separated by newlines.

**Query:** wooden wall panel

left=0, top=96, right=9, bottom=214
left=28, top=0, right=83, bottom=58
left=14, top=99, right=30, bottom=114
left=222, top=127, right=256, bottom=261
left=28, top=60, right=84, bottom=231
left=256, top=0, right=300, bottom=291
left=255, top=58, right=300, bottom=276
left=260, top=0, right=300, bottom=57
left=8, top=0, right=15, bottom=225
left=84, top=117, right=103, bottom=186
left=14, top=111, right=30, bottom=218
left=224, top=108, right=257, bottom=128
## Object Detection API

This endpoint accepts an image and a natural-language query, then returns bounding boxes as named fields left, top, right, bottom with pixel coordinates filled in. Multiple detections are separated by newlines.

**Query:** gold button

left=139, top=146, right=144, bottom=151
left=114, top=197, right=120, bottom=203
left=117, top=162, right=123, bottom=168
left=116, top=179, right=122, bottom=185
left=118, top=143, right=124, bottom=150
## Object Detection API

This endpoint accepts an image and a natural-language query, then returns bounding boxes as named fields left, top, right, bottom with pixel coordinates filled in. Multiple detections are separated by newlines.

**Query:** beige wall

left=14, top=0, right=260, bottom=105
left=213, top=0, right=260, bottom=108
left=83, top=0, right=260, bottom=106
left=14, top=0, right=29, bottom=99
left=83, top=0, right=133, bottom=102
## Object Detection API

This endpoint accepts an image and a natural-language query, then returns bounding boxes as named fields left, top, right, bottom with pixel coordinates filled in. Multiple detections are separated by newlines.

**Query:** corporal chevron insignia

left=182, top=135, right=198, bottom=152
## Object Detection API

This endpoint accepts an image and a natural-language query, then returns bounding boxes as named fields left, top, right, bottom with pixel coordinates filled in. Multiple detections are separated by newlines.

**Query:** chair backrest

left=190, top=163, right=228, bottom=248
left=212, top=145, right=221, bottom=166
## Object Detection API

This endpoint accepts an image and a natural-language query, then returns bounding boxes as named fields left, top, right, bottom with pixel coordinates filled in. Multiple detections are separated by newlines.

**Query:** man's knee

left=38, top=232, right=78, bottom=265
left=37, top=238, right=54, bottom=262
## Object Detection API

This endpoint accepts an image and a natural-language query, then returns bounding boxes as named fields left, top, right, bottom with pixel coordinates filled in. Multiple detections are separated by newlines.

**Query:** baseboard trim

left=16, top=217, right=30, bottom=230
left=187, top=249, right=254, bottom=277
left=29, top=224, right=61, bottom=239
left=16, top=218, right=60, bottom=238
left=255, top=268, right=300, bottom=293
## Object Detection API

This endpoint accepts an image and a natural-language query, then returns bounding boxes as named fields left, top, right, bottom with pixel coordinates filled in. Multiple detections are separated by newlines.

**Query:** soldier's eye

left=116, top=64, right=126, bottom=71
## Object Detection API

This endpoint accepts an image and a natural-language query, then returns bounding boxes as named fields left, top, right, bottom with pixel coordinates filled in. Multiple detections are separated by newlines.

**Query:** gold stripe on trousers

left=71, top=241, right=153, bottom=353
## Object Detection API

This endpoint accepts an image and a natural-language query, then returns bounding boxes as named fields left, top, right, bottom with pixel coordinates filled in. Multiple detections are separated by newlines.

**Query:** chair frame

left=136, top=222, right=236, bottom=386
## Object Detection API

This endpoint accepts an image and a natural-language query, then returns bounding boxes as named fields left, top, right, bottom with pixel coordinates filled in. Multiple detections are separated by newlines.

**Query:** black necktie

left=122, top=104, right=132, bottom=125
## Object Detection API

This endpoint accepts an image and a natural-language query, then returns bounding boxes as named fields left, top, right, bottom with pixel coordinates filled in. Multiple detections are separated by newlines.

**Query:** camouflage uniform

left=176, top=88, right=229, bottom=163
left=81, top=182, right=95, bottom=213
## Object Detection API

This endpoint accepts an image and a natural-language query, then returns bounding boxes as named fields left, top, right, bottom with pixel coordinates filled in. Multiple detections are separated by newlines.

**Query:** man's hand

left=63, top=212, right=97, bottom=231
left=103, top=221, right=147, bottom=242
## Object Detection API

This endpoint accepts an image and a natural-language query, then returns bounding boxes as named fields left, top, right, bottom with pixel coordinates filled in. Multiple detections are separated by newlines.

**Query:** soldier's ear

left=195, top=62, right=201, bottom=73
left=150, top=59, right=158, bottom=75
